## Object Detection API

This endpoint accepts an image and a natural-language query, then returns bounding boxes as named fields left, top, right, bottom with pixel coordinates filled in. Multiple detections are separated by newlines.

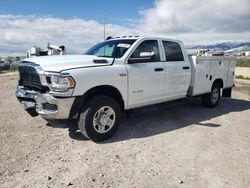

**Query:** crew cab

left=16, top=36, right=236, bottom=142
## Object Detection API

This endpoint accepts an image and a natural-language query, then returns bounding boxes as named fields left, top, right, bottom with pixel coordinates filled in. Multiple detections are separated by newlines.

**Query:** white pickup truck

left=16, top=36, right=236, bottom=142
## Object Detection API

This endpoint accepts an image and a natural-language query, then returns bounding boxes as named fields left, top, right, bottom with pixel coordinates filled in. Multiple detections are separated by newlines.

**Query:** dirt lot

left=235, top=67, right=250, bottom=77
left=0, top=72, right=250, bottom=188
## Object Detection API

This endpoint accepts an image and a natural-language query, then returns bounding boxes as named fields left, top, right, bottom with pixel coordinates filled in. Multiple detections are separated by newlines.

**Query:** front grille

left=19, top=65, right=42, bottom=90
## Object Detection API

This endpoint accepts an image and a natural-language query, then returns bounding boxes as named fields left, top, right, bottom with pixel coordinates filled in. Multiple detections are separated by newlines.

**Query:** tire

left=78, top=95, right=122, bottom=142
left=202, top=83, right=221, bottom=108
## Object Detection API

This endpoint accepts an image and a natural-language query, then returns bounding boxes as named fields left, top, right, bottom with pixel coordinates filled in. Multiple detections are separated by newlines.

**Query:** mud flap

left=222, top=87, right=232, bottom=98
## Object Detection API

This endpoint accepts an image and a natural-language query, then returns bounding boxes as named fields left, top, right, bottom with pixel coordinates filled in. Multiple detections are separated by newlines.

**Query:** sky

left=0, top=0, right=250, bottom=56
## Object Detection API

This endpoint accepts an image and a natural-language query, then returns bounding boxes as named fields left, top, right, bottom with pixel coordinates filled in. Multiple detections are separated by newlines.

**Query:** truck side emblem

left=132, top=90, right=143, bottom=94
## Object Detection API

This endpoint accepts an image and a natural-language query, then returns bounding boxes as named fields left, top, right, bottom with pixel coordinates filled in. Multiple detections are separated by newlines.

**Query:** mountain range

left=187, top=41, right=250, bottom=52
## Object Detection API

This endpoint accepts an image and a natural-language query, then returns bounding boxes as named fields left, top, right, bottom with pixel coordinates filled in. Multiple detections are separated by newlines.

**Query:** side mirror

left=128, top=51, right=155, bottom=64
left=139, top=51, right=155, bottom=58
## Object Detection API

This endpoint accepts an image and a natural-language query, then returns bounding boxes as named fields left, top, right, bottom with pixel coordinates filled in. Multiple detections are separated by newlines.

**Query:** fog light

left=42, top=103, right=57, bottom=111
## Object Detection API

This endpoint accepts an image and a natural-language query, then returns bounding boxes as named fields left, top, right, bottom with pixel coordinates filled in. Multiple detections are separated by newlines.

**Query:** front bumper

left=16, top=86, right=75, bottom=120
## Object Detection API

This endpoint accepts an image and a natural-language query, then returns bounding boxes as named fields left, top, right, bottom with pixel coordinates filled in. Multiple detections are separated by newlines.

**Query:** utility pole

left=103, top=14, right=106, bottom=41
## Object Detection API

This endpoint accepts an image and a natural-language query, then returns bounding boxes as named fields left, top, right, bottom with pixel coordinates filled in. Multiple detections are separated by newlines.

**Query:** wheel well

left=68, top=85, right=125, bottom=120
left=213, top=79, right=223, bottom=89
left=83, top=85, right=125, bottom=110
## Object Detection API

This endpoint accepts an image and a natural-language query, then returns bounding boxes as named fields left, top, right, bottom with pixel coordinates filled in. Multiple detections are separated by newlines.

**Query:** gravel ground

left=0, top=72, right=250, bottom=188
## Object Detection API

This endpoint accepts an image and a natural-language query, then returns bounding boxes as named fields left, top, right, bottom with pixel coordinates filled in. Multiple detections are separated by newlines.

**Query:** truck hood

left=22, top=55, right=113, bottom=72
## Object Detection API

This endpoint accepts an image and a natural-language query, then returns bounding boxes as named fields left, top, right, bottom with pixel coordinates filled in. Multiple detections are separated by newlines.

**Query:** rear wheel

left=78, top=95, right=121, bottom=142
left=202, top=83, right=221, bottom=108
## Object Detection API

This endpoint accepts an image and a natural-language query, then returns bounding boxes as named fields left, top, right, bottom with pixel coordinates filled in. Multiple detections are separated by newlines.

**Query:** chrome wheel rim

left=211, top=88, right=219, bottom=104
left=93, top=106, right=116, bottom=134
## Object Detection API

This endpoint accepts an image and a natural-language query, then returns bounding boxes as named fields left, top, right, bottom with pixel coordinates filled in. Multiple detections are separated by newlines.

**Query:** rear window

left=162, top=41, right=184, bottom=61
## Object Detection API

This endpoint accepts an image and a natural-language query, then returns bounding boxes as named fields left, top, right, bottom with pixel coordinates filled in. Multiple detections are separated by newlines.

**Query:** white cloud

left=0, top=15, right=133, bottom=56
left=0, top=0, right=250, bottom=55
left=136, top=0, right=250, bottom=43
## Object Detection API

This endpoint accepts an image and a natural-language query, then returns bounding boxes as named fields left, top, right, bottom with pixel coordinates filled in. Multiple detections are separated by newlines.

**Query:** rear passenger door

left=161, top=40, right=191, bottom=99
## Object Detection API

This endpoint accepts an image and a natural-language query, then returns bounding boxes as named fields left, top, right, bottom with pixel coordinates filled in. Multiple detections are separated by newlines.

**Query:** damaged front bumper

left=16, top=86, right=75, bottom=120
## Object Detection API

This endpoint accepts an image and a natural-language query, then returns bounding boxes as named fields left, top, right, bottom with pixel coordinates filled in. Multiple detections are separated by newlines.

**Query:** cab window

left=162, top=41, right=184, bottom=61
left=131, top=40, right=160, bottom=62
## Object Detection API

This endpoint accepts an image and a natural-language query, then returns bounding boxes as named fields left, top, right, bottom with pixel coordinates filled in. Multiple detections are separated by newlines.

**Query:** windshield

left=85, top=39, right=136, bottom=58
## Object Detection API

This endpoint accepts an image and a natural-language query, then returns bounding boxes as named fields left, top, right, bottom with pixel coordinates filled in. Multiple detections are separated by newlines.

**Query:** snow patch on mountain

left=186, top=41, right=250, bottom=52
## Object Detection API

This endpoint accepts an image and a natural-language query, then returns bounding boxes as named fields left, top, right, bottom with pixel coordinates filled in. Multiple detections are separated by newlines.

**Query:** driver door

left=125, top=40, right=165, bottom=107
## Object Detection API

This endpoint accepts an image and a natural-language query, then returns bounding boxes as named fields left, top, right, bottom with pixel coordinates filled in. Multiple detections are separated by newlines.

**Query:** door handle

left=154, top=68, right=164, bottom=72
left=183, top=66, right=190, bottom=70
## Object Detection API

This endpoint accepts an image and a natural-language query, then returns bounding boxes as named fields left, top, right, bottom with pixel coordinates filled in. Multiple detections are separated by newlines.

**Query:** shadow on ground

left=47, top=98, right=250, bottom=143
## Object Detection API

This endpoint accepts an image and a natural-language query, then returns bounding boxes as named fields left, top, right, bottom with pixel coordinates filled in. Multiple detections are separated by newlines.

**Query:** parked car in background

left=0, top=60, right=4, bottom=70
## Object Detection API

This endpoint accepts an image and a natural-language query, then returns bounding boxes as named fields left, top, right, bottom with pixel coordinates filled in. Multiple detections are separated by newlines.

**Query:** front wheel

left=202, top=83, right=221, bottom=108
left=78, top=95, right=121, bottom=142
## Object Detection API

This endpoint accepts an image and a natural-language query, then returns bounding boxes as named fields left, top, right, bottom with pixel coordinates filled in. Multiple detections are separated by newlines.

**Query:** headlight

left=49, top=75, right=75, bottom=92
